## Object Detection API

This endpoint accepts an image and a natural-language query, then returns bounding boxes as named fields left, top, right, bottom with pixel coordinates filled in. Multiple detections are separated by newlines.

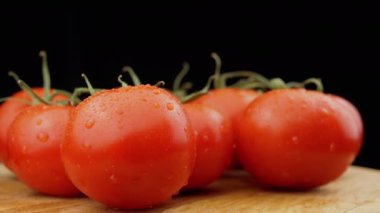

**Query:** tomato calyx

left=117, top=66, right=166, bottom=88
left=2, top=50, right=96, bottom=107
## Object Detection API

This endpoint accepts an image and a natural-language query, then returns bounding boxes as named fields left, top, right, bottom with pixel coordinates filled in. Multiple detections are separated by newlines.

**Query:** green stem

left=8, top=71, right=21, bottom=82
left=122, top=66, right=141, bottom=86
left=154, top=81, right=165, bottom=87
left=211, top=52, right=223, bottom=89
left=17, top=80, right=50, bottom=105
left=81, top=74, right=95, bottom=95
left=118, top=75, right=128, bottom=87
left=237, top=82, right=269, bottom=90
left=173, top=62, right=190, bottom=92
left=69, top=87, right=93, bottom=105
left=221, top=70, right=270, bottom=89
left=39, top=51, right=51, bottom=100
left=181, top=75, right=215, bottom=103
left=287, top=78, right=323, bottom=92
left=268, top=78, right=288, bottom=90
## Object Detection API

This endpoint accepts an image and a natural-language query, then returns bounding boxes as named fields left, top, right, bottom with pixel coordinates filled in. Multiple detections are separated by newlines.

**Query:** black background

left=0, top=7, right=379, bottom=168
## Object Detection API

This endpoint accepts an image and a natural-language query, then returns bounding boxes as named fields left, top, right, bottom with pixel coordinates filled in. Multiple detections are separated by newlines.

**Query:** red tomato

left=0, top=89, right=42, bottom=163
left=237, top=89, right=363, bottom=189
left=7, top=105, right=80, bottom=196
left=193, top=88, right=261, bottom=166
left=182, top=103, right=233, bottom=190
left=62, top=85, right=196, bottom=209
left=0, top=89, right=67, bottom=165
left=193, top=88, right=260, bottom=127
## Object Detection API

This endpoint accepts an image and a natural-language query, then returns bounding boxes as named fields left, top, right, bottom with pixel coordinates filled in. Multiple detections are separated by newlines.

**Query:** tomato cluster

left=0, top=52, right=363, bottom=210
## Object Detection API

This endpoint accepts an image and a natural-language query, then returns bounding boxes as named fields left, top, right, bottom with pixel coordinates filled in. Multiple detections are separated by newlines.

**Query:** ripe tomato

left=182, top=103, right=233, bottom=190
left=193, top=88, right=260, bottom=127
left=7, top=105, right=80, bottom=196
left=62, top=85, right=196, bottom=209
left=0, top=89, right=67, bottom=165
left=237, top=89, right=363, bottom=189
left=0, top=89, right=42, bottom=163
left=193, top=88, right=260, bottom=166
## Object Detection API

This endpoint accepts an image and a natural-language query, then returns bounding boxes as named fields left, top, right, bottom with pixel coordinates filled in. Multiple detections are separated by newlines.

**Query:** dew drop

left=154, top=103, right=160, bottom=109
left=85, top=119, right=95, bottom=129
left=329, top=143, right=336, bottom=152
left=83, top=143, right=92, bottom=149
left=291, top=136, right=299, bottom=144
left=36, top=119, right=43, bottom=126
left=166, top=103, right=174, bottom=111
left=22, top=145, right=27, bottom=154
left=202, top=134, right=209, bottom=141
left=37, top=133, right=49, bottom=143
left=321, top=108, right=329, bottom=114
left=109, top=174, right=117, bottom=183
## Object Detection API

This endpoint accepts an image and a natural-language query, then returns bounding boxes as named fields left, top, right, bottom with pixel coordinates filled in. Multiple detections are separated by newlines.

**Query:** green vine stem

left=17, top=79, right=50, bottom=105
left=81, top=74, right=95, bottom=95
left=154, top=81, right=165, bottom=87
left=210, top=52, right=223, bottom=89
left=173, top=62, right=190, bottom=95
left=118, top=75, right=128, bottom=87
left=122, top=66, right=141, bottom=86
left=39, top=50, right=51, bottom=101
left=181, top=75, right=215, bottom=103
left=286, top=78, right=324, bottom=92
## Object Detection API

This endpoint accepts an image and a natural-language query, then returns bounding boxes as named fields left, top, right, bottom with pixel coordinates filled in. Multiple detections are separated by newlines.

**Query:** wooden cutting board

left=1, top=164, right=379, bottom=212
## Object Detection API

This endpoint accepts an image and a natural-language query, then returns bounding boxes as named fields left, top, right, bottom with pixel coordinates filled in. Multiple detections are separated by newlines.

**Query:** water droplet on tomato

left=154, top=103, right=160, bottom=108
left=37, top=133, right=49, bottom=143
left=109, top=174, right=117, bottom=183
left=329, top=143, right=336, bottom=152
left=321, top=108, right=329, bottom=114
left=83, top=143, right=92, bottom=149
left=36, top=119, right=43, bottom=126
left=85, top=119, right=95, bottom=129
left=202, top=134, right=209, bottom=141
left=291, top=136, right=299, bottom=144
left=22, top=145, right=27, bottom=154
left=166, top=103, right=174, bottom=111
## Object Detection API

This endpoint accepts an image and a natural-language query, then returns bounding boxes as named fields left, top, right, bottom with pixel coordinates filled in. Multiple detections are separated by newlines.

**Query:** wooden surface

left=1, top=164, right=380, bottom=212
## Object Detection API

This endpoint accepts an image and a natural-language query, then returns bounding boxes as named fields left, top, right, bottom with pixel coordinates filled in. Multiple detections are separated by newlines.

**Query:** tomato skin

left=237, top=89, right=363, bottom=189
left=0, top=88, right=67, bottom=165
left=7, top=105, right=80, bottom=196
left=62, top=85, right=196, bottom=209
left=0, top=88, right=45, bottom=163
left=193, top=88, right=260, bottom=166
left=193, top=88, right=260, bottom=127
left=182, top=103, right=234, bottom=190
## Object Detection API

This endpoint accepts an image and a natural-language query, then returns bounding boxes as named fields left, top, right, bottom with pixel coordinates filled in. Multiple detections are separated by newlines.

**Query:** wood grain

left=1, top=164, right=379, bottom=212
